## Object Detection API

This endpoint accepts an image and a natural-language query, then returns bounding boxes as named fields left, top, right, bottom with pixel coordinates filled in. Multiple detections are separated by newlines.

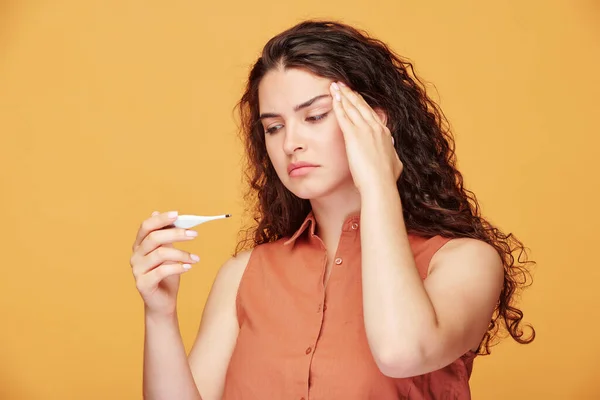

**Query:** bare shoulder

left=420, top=237, right=506, bottom=360
left=429, top=237, right=503, bottom=279
left=213, top=248, right=254, bottom=289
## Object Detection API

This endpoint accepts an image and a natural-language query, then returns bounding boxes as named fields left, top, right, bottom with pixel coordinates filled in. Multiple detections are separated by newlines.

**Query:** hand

left=330, top=81, right=403, bottom=192
left=129, top=211, right=200, bottom=317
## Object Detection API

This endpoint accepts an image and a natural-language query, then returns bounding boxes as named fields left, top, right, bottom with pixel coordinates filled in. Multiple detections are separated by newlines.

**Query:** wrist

left=144, top=307, right=178, bottom=326
left=359, top=178, right=399, bottom=203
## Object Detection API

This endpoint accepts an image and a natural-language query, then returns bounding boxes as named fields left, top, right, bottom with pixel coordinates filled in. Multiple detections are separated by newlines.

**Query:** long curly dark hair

left=233, top=20, right=535, bottom=355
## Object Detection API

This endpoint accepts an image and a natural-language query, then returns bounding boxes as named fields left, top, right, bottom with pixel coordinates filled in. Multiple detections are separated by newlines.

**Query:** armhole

left=423, top=236, right=453, bottom=278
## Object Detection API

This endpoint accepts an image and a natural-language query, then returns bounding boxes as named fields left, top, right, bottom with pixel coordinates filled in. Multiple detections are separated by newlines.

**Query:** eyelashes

left=306, top=112, right=329, bottom=122
left=264, top=112, right=330, bottom=135
left=265, top=126, right=281, bottom=134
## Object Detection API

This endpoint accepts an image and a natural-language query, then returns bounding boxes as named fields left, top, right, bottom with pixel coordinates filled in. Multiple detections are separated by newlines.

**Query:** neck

left=310, top=183, right=361, bottom=252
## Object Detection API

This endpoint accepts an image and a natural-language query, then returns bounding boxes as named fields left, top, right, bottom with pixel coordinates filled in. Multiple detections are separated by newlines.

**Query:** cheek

left=321, top=127, right=351, bottom=176
left=329, top=127, right=349, bottom=162
left=332, top=145, right=350, bottom=172
left=265, top=140, right=287, bottom=174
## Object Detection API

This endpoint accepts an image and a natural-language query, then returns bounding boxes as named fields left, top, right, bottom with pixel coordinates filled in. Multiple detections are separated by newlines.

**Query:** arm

left=143, top=251, right=249, bottom=400
left=327, top=81, right=503, bottom=378
left=188, top=250, right=250, bottom=399
left=143, top=312, right=202, bottom=400
left=360, top=184, right=504, bottom=378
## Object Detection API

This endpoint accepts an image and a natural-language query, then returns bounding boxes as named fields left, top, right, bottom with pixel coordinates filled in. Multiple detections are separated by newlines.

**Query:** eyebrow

left=258, top=94, right=331, bottom=120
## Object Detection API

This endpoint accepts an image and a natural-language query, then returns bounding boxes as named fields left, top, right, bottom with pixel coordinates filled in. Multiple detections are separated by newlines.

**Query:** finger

left=137, top=227, right=198, bottom=257
left=353, top=92, right=395, bottom=146
left=337, top=83, right=380, bottom=130
left=149, top=263, right=193, bottom=283
left=330, top=83, right=356, bottom=137
left=133, top=211, right=179, bottom=251
left=356, top=92, right=387, bottom=129
left=133, top=246, right=199, bottom=277
left=334, top=84, right=370, bottom=130
left=338, top=83, right=394, bottom=145
left=136, top=263, right=192, bottom=293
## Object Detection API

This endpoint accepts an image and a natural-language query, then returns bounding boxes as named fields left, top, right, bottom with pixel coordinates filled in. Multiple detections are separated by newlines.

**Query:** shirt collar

left=283, top=210, right=361, bottom=246
left=283, top=211, right=317, bottom=246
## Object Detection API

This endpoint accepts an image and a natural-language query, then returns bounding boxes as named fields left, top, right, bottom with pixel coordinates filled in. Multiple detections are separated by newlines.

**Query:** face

left=258, top=67, right=354, bottom=200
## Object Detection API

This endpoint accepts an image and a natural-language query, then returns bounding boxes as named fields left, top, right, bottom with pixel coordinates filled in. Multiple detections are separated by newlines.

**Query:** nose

left=282, top=122, right=305, bottom=155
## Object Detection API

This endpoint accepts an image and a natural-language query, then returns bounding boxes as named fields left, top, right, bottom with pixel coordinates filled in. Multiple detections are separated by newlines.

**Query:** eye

left=306, top=112, right=329, bottom=122
left=265, top=124, right=283, bottom=134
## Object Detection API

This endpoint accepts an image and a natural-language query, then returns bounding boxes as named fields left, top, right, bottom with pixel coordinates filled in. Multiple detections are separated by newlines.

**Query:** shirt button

left=351, top=222, right=359, bottom=230
left=323, top=304, right=327, bottom=311
left=334, top=257, right=343, bottom=265
left=306, top=347, right=312, bottom=354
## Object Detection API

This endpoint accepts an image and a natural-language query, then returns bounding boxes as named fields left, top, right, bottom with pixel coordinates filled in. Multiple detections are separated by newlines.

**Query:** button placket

left=333, top=221, right=357, bottom=267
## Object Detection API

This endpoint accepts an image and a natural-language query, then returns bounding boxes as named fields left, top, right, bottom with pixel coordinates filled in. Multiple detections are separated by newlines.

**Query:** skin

left=131, top=66, right=504, bottom=399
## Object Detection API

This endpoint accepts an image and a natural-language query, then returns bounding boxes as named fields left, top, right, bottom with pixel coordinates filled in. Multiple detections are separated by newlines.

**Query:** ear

left=373, top=107, right=388, bottom=127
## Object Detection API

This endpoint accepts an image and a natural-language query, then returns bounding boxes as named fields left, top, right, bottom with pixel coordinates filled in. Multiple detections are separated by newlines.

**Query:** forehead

left=258, top=67, right=332, bottom=113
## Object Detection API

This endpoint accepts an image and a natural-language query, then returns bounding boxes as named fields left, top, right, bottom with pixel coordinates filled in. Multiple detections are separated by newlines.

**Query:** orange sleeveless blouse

left=222, top=212, right=476, bottom=399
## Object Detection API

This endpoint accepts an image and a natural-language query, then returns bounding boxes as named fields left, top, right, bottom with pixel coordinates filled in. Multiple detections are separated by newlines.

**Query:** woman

left=130, top=20, right=535, bottom=399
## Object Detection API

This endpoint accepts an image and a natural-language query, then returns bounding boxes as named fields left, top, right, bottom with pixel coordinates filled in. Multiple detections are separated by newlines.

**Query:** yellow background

left=1, top=1, right=598, bottom=398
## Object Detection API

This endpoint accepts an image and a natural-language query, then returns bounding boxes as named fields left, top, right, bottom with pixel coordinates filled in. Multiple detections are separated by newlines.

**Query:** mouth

left=287, top=162, right=319, bottom=176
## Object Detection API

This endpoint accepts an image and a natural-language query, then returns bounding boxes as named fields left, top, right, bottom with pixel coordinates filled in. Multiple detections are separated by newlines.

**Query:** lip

left=287, top=161, right=318, bottom=175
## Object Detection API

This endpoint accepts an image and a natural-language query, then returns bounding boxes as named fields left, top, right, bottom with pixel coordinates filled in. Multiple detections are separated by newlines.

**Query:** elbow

left=372, top=343, right=427, bottom=379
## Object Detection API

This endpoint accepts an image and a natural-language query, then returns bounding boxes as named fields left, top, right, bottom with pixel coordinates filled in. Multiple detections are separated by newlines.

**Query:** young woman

left=130, top=20, right=535, bottom=399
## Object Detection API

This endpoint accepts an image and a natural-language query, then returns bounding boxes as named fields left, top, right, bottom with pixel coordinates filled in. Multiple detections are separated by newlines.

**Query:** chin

left=286, top=185, right=327, bottom=200
left=284, top=178, right=354, bottom=201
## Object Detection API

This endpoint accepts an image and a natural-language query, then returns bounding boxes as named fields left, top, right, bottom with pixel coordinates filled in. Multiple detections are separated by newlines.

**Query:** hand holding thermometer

left=130, top=211, right=232, bottom=320
left=173, top=213, right=232, bottom=229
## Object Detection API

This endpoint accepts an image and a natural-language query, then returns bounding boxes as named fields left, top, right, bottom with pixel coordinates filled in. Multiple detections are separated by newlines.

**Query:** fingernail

left=151, top=211, right=159, bottom=217
left=185, top=230, right=198, bottom=237
left=339, top=81, right=347, bottom=87
left=167, top=211, right=178, bottom=219
left=331, top=82, right=340, bottom=91
left=183, top=264, right=192, bottom=270
left=190, top=254, right=200, bottom=262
